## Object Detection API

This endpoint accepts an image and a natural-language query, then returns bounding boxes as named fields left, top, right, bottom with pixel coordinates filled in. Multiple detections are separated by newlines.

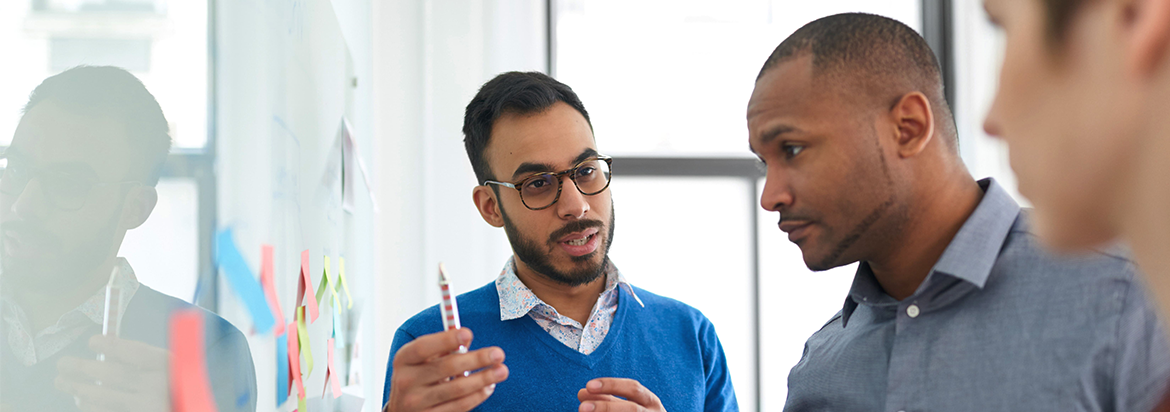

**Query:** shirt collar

left=2, top=258, right=140, bottom=326
left=842, top=178, right=1020, bottom=325
left=2, top=258, right=141, bottom=365
left=495, top=257, right=629, bottom=321
left=78, top=257, right=141, bottom=326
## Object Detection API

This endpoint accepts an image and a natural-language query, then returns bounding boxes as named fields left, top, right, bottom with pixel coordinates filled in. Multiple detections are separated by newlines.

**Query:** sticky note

left=298, top=306, right=314, bottom=375
left=332, top=297, right=342, bottom=339
left=276, top=332, right=289, bottom=405
left=169, top=309, right=217, bottom=412
left=326, top=338, right=342, bottom=398
left=339, top=257, right=353, bottom=310
left=216, top=229, right=275, bottom=334
left=315, top=258, right=339, bottom=308
left=342, top=120, right=356, bottom=212
left=341, top=119, right=379, bottom=213
left=261, top=244, right=286, bottom=336
left=299, top=250, right=319, bottom=322
left=324, top=256, right=340, bottom=303
left=315, top=273, right=330, bottom=306
left=288, top=320, right=305, bottom=401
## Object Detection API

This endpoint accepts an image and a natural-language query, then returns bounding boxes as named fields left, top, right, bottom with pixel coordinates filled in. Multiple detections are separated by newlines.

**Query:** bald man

left=747, top=13, right=1170, bottom=411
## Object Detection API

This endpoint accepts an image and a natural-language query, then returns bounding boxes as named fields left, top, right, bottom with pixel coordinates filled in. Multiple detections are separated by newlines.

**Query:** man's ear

left=120, top=185, right=157, bottom=230
left=473, top=185, right=505, bottom=228
left=889, top=91, right=936, bottom=159
left=1127, top=0, right=1170, bottom=76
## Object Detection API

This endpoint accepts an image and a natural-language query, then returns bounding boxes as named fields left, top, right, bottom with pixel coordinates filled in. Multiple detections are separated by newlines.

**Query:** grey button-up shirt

left=784, top=179, right=1170, bottom=412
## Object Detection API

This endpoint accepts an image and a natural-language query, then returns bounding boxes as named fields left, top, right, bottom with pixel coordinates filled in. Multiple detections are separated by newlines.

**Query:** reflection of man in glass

left=0, top=66, right=255, bottom=412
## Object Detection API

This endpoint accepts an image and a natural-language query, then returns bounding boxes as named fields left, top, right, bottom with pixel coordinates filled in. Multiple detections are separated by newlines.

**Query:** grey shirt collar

left=842, top=178, right=1020, bottom=325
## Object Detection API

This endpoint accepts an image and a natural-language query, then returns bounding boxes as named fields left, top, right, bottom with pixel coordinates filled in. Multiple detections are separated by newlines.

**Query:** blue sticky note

left=276, top=332, right=290, bottom=405
left=332, top=298, right=341, bottom=339
left=215, top=229, right=276, bottom=333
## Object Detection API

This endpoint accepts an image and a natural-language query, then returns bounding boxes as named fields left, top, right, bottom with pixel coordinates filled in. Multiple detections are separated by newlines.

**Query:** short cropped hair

left=757, top=13, right=958, bottom=148
left=463, top=71, right=592, bottom=184
left=23, top=65, right=172, bottom=186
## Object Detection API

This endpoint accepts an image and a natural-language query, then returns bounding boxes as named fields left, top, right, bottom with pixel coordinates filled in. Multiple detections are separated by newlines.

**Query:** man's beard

left=1, top=213, right=121, bottom=293
left=807, top=122, right=901, bottom=271
left=500, top=203, right=616, bottom=287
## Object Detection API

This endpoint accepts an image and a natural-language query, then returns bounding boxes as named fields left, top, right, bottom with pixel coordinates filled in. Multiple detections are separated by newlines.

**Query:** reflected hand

left=54, top=335, right=170, bottom=412
left=383, top=328, right=509, bottom=412
left=577, top=378, right=667, bottom=412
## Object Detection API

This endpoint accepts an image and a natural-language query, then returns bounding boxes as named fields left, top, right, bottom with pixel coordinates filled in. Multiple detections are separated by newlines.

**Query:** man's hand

left=577, top=378, right=667, bottom=412
left=54, top=335, right=170, bottom=412
left=384, top=328, right=509, bottom=412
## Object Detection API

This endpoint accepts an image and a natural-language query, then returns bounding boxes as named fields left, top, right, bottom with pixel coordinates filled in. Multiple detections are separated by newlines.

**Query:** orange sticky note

left=298, top=250, right=319, bottom=322
left=170, top=310, right=218, bottom=412
left=260, top=244, right=286, bottom=336
left=326, top=338, right=342, bottom=399
left=288, top=320, right=305, bottom=400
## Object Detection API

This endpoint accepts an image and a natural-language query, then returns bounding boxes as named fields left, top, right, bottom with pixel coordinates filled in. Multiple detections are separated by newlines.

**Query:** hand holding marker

left=439, top=263, right=470, bottom=376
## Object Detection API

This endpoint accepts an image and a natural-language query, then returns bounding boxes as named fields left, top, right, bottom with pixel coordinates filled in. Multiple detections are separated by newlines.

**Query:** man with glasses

left=381, top=71, right=738, bottom=412
left=0, top=66, right=256, bottom=411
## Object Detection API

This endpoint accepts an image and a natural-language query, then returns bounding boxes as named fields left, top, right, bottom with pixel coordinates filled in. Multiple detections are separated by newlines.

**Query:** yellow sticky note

left=324, top=255, right=340, bottom=302
left=315, top=271, right=330, bottom=306
left=339, top=257, right=353, bottom=310
left=316, top=256, right=341, bottom=306
left=298, top=396, right=306, bottom=412
left=297, top=307, right=314, bottom=375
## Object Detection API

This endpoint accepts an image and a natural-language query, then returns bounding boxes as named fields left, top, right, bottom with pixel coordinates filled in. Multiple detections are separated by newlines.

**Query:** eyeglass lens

left=519, top=158, right=611, bottom=209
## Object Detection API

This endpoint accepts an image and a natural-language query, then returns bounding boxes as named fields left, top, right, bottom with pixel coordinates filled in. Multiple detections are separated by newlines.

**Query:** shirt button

left=906, top=305, right=920, bottom=318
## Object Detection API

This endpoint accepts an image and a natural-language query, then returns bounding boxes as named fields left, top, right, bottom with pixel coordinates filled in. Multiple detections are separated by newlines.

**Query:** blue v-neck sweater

left=383, top=282, right=738, bottom=412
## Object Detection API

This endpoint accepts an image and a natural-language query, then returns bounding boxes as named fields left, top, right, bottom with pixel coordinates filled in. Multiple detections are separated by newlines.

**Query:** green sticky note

left=297, top=307, right=313, bottom=375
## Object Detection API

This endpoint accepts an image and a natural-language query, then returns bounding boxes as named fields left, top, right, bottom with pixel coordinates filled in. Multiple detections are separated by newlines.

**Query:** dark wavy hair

left=462, top=71, right=591, bottom=184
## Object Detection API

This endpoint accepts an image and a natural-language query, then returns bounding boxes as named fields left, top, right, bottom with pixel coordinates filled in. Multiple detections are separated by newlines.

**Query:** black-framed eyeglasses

left=0, top=152, right=142, bottom=211
left=484, top=155, right=613, bottom=210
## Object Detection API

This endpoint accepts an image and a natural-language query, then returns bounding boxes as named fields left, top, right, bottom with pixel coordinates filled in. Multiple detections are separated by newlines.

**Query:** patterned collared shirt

left=2, top=258, right=140, bottom=366
left=496, top=258, right=640, bottom=355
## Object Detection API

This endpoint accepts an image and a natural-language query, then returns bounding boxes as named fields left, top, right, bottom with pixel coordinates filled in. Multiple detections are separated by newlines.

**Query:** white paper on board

left=340, top=119, right=379, bottom=213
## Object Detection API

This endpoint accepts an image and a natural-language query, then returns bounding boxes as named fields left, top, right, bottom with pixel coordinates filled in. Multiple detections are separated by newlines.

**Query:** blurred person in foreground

left=0, top=66, right=255, bottom=412
left=981, top=0, right=1170, bottom=409
left=382, top=71, right=738, bottom=412
left=748, top=13, right=1170, bottom=411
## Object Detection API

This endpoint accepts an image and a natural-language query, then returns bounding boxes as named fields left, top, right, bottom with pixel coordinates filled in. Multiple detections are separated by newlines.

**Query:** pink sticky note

left=327, top=338, right=342, bottom=398
left=170, top=310, right=218, bottom=412
left=288, top=320, right=305, bottom=401
left=299, top=250, right=319, bottom=322
left=261, top=245, right=286, bottom=336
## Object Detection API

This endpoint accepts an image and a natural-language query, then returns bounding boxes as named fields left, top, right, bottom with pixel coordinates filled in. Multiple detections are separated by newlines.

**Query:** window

left=951, top=0, right=1020, bottom=202
left=552, top=1, right=921, bottom=409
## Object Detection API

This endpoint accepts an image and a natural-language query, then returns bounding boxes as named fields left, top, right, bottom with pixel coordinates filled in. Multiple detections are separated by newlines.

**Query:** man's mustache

left=547, top=219, right=605, bottom=244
